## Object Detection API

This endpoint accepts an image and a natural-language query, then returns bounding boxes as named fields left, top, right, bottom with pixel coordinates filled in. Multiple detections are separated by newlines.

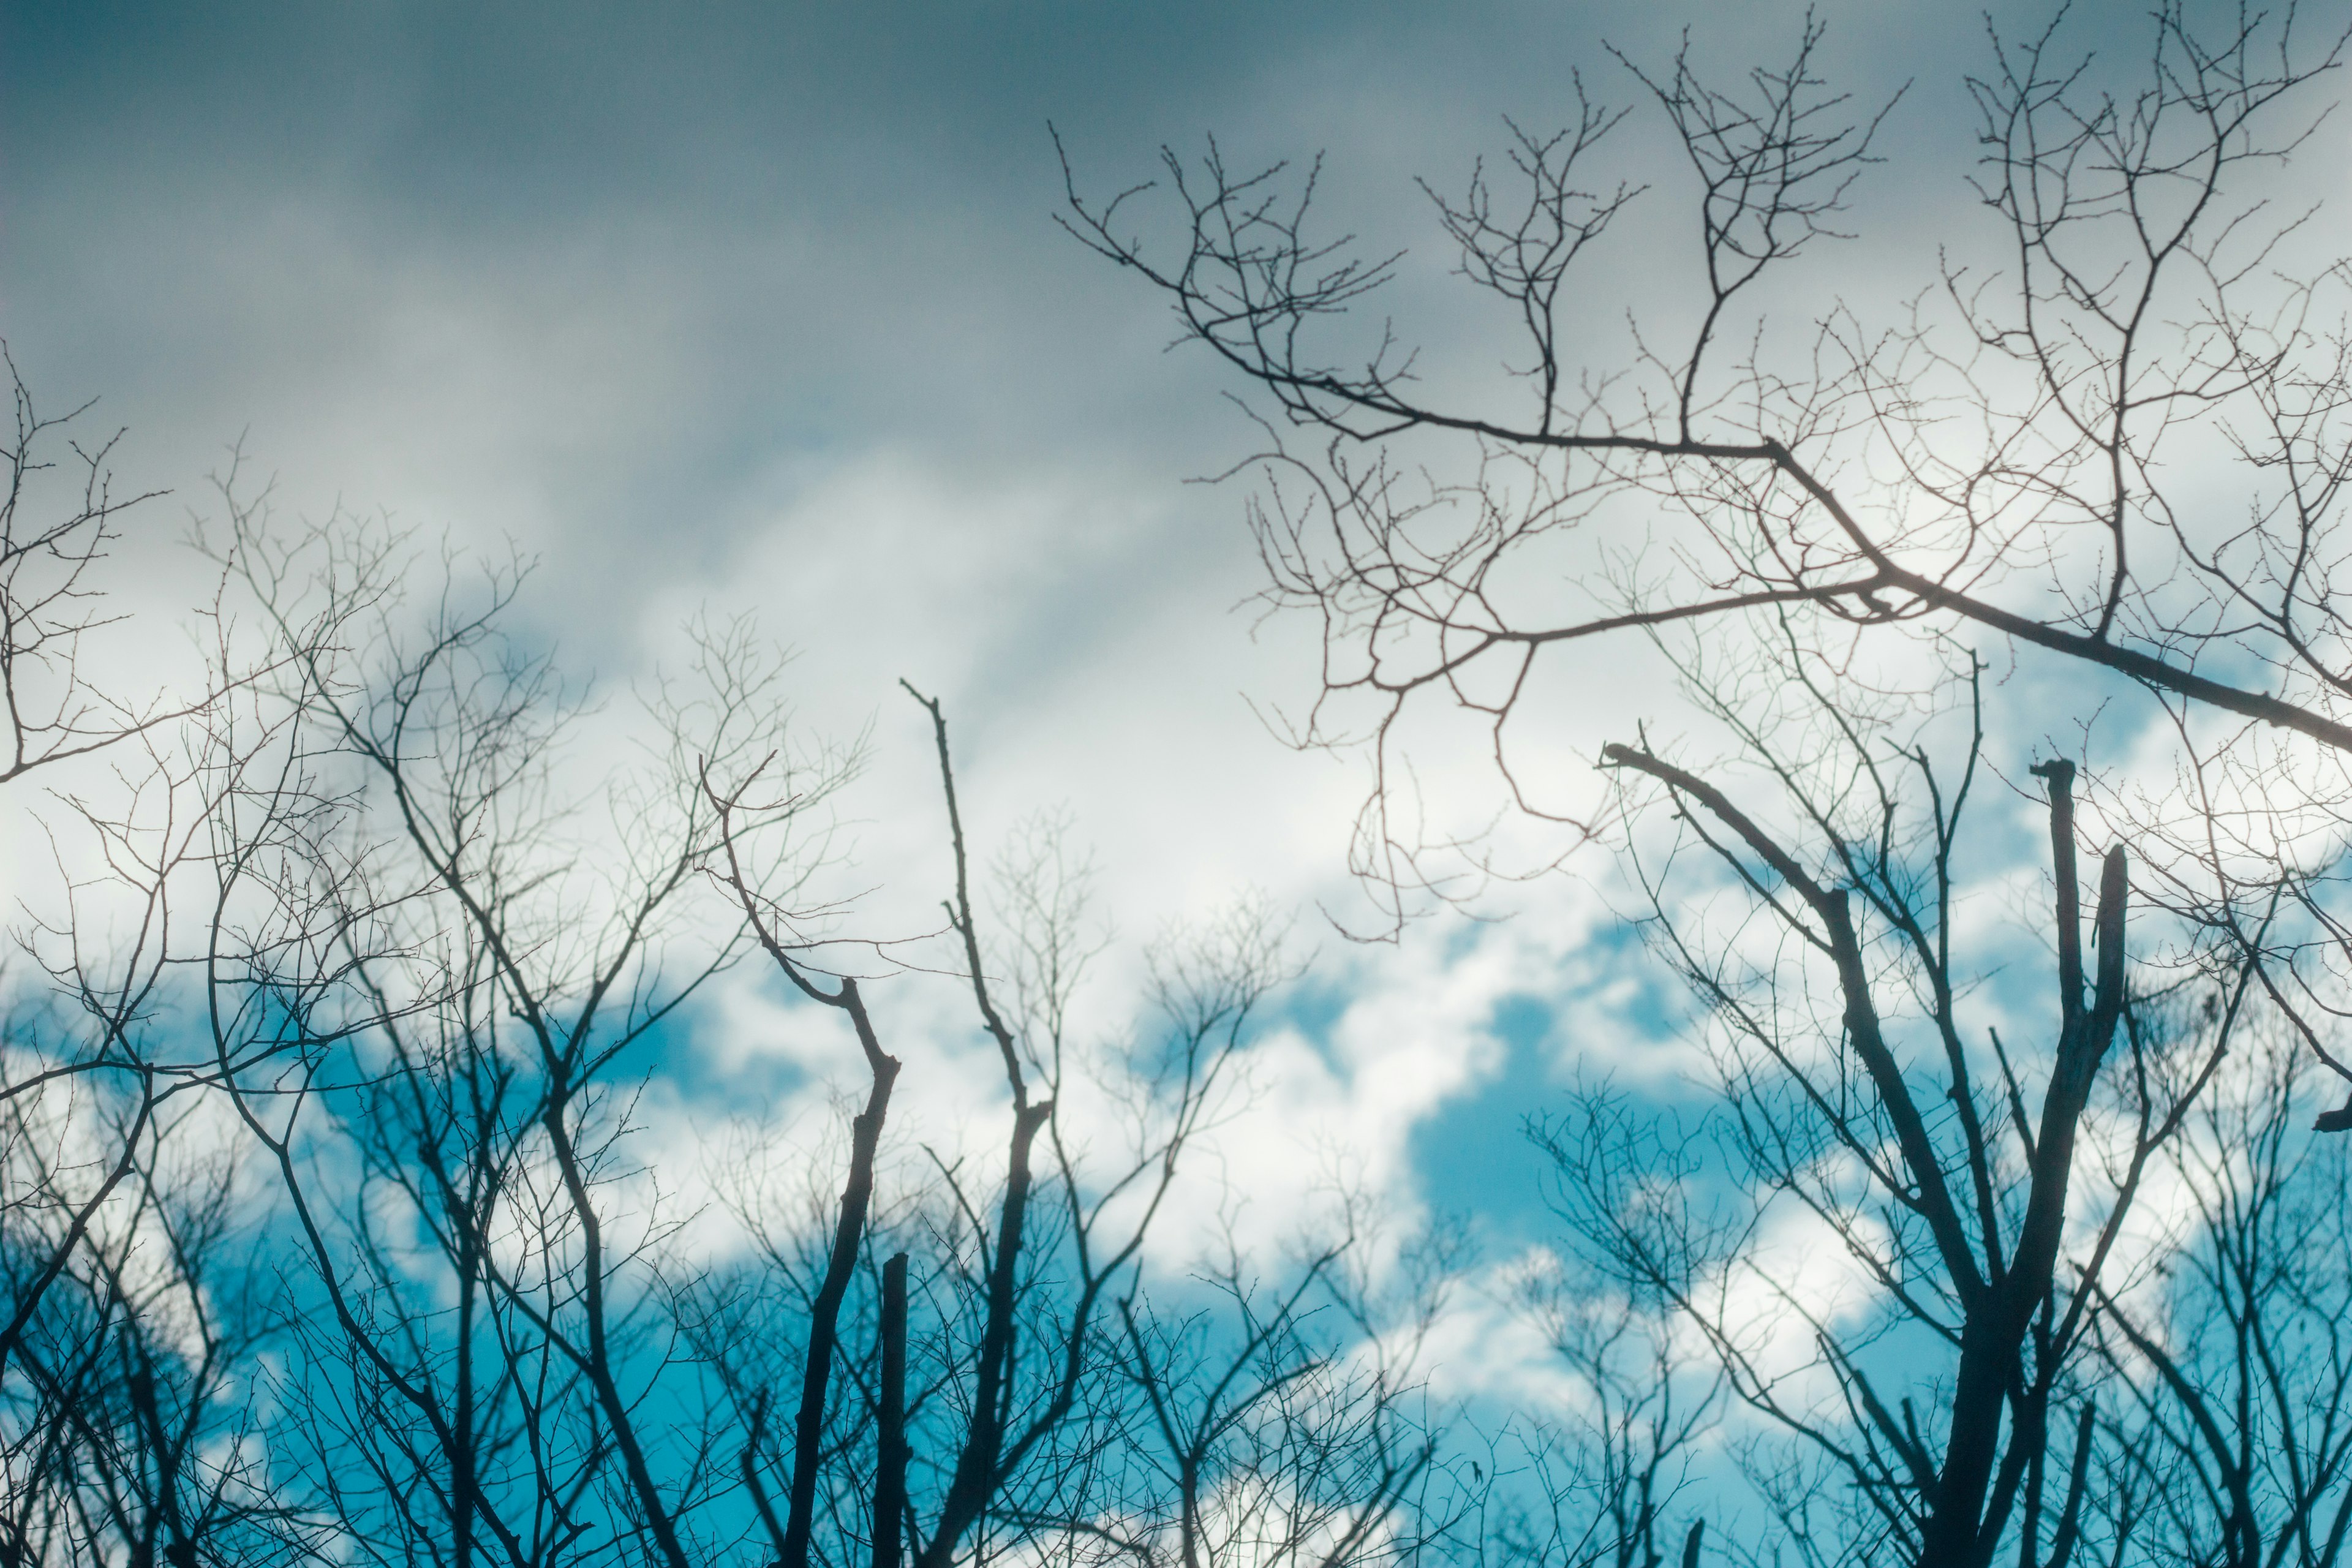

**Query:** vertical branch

left=743, top=1391, right=788, bottom=1563
left=900, top=680, right=1026, bottom=1104
left=2030, top=761, right=2084, bottom=1032
left=1929, top=767, right=2128, bottom=1568
left=874, top=1252, right=910, bottom=1568
left=921, top=1101, right=1052, bottom=1568
left=782, top=998, right=900, bottom=1568
left=899, top=681, right=1058, bottom=1568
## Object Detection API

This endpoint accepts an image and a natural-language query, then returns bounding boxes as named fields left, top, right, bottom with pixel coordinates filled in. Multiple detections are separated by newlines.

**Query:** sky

left=1, top=0, right=2307, bottom=1403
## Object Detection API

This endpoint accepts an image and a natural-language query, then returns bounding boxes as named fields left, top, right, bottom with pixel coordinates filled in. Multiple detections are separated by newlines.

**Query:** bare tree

left=2090, top=1020, right=2352, bottom=1568
left=698, top=696, right=903, bottom=1568
left=0, top=346, right=326, bottom=1568
left=1066, top=7, right=2352, bottom=1563
left=1509, top=650, right=2237, bottom=1568
left=1063, top=2, right=2352, bottom=1118
left=0, top=1121, right=313, bottom=1568
left=0, top=347, right=208, bottom=787
left=201, top=508, right=857, bottom=1568
left=123, top=489, right=1384, bottom=1568
left=0, top=497, right=337, bottom=1568
left=1474, top=1271, right=1717, bottom=1568
left=1085, top=1207, right=1472, bottom=1568
left=695, top=688, right=1313, bottom=1568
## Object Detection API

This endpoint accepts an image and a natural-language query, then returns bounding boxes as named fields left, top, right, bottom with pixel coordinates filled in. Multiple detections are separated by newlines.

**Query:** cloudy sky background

left=8, top=0, right=2330, bottom=1411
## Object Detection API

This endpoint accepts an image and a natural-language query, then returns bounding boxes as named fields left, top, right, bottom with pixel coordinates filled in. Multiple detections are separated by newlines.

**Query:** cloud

left=15, top=8, right=2340, bottom=1512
